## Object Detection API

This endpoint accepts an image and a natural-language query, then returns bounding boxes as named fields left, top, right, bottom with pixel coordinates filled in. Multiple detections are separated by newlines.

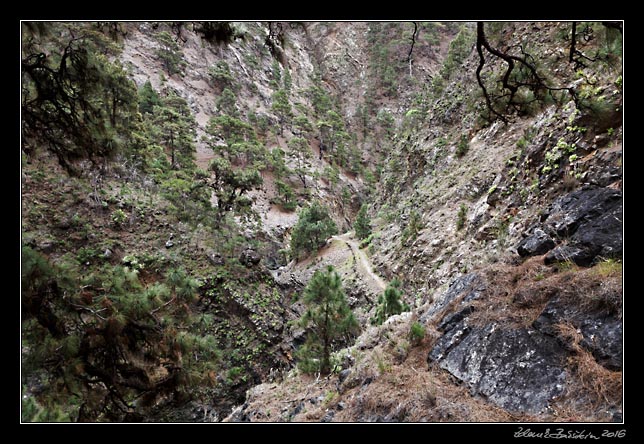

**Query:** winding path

left=331, top=232, right=386, bottom=294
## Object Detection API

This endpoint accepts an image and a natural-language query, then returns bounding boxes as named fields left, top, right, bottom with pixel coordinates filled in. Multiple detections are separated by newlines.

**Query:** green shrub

left=516, top=137, right=528, bottom=150
left=290, top=202, right=338, bottom=259
left=371, top=279, right=409, bottom=325
left=359, top=233, right=375, bottom=249
left=353, top=203, right=372, bottom=240
left=456, top=134, right=469, bottom=158
left=111, top=209, right=127, bottom=227
left=208, top=60, right=236, bottom=90
left=76, top=247, right=101, bottom=265
left=456, top=204, right=468, bottom=231
left=401, top=210, right=422, bottom=245
left=409, top=321, right=426, bottom=346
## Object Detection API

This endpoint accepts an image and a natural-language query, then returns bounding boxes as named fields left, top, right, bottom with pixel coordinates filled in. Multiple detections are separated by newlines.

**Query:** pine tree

left=371, top=279, right=409, bottom=325
left=288, top=136, right=311, bottom=187
left=138, top=80, right=160, bottom=114
left=293, top=115, right=313, bottom=138
left=216, top=87, right=238, bottom=116
left=269, top=147, right=289, bottom=180
left=151, top=92, right=197, bottom=170
left=22, top=34, right=140, bottom=173
left=354, top=203, right=372, bottom=240
left=271, top=89, right=292, bottom=135
left=290, top=202, right=338, bottom=259
left=283, top=66, right=292, bottom=92
left=297, top=265, right=358, bottom=374
left=275, top=179, right=296, bottom=211
left=208, top=60, right=236, bottom=91
left=21, top=247, right=219, bottom=421
left=204, top=114, right=265, bottom=222
left=270, top=59, right=282, bottom=89
left=155, top=31, right=185, bottom=75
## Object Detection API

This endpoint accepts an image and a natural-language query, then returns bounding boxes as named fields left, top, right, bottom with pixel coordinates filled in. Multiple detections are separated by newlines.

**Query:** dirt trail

left=331, top=231, right=386, bottom=293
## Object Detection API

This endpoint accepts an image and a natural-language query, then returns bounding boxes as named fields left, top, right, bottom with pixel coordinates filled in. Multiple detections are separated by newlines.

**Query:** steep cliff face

left=218, top=21, right=623, bottom=422
left=21, top=21, right=622, bottom=422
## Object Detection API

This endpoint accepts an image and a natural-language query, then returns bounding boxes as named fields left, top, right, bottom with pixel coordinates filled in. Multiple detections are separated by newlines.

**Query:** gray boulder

left=239, top=249, right=261, bottom=267
left=208, top=252, right=225, bottom=266
left=517, top=228, right=556, bottom=257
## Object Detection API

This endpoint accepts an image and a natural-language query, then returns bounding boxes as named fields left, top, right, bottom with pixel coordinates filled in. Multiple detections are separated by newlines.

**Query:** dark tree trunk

left=569, top=22, right=577, bottom=64
left=321, top=301, right=330, bottom=374
left=408, top=22, right=418, bottom=77
left=170, top=129, right=175, bottom=167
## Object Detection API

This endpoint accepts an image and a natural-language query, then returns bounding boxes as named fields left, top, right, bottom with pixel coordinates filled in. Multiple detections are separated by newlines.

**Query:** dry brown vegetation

left=447, top=257, right=621, bottom=422
left=226, top=256, right=622, bottom=422
left=233, top=314, right=538, bottom=422
left=333, top=338, right=528, bottom=422
left=548, top=322, right=622, bottom=422
left=464, top=256, right=622, bottom=329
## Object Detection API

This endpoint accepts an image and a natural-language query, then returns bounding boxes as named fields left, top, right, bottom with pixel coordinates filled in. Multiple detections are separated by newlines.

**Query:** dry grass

left=465, top=256, right=558, bottom=328
left=333, top=337, right=531, bottom=422
left=233, top=312, right=535, bottom=422
left=464, top=257, right=622, bottom=329
left=594, top=258, right=622, bottom=278
left=557, top=323, right=622, bottom=413
left=329, top=315, right=535, bottom=422
left=227, top=257, right=622, bottom=423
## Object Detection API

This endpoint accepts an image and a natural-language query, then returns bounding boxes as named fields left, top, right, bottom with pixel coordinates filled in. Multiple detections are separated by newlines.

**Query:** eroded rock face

left=418, top=273, right=485, bottom=325
left=516, top=186, right=622, bottom=266
left=533, top=296, right=622, bottom=371
left=426, top=270, right=621, bottom=414
left=429, top=319, right=568, bottom=414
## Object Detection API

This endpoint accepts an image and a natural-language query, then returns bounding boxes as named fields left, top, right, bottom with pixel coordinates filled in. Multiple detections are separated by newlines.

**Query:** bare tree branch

left=475, top=22, right=579, bottom=123
left=408, top=22, right=418, bottom=77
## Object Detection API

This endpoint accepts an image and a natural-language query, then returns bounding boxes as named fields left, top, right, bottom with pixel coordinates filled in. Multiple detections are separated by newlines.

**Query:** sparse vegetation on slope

left=21, top=20, right=622, bottom=423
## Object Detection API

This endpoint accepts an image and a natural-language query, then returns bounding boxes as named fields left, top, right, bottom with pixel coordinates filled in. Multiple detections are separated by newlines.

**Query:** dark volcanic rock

left=517, top=228, right=556, bottom=257
left=544, top=186, right=622, bottom=238
left=517, top=186, right=622, bottom=266
left=226, top=403, right=250, bottom=422
left=418, top=273, right=484, bottom=325
left=239, top=248, right=261, bottom=267
left=533, top=296, right=622, bottom=370
left=544, top=245, right=595, bottom=267
left=579, top=317, right=622, bottom=371
left=429, top=320, right=568, bottom=414
left=437, top=305, right=475, bottom=332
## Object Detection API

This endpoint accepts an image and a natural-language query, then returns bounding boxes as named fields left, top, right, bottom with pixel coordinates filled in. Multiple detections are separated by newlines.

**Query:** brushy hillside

left=21, top=21, right=622, bottom=423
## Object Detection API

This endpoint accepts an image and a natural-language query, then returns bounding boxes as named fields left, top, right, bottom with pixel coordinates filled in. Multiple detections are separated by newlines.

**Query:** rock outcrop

left=429, top=321, right=568, bottom=414
left=517, top=186, right=622, bottom=266
left=240, top=249, right=262, bottom=267
left=426, top=267, right=622, bottom=415
left=533, top=296, right=622, bottom=371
